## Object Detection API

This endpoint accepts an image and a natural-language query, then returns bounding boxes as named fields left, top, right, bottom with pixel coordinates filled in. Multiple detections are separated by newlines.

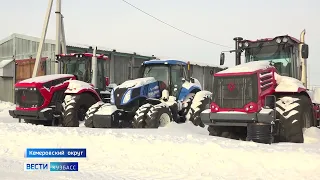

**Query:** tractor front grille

left=213, top=74, right=258, bottom=109
left=113, top=88, right=128, bottom=107
left=15, top=88, right=44, bottom=108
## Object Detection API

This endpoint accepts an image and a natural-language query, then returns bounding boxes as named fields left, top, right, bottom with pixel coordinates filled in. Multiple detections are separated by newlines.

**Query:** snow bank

left=0, top=122, right=319, bottom=179
left=0, top=101, right=16, bottom=124
left=0, top=101, right=15, bottom=112
left=0, top=101, right=320, bottom=179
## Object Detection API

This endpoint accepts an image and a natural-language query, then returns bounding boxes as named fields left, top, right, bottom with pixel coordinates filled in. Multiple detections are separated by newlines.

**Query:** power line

left=120, top=0, right=232, bottom=48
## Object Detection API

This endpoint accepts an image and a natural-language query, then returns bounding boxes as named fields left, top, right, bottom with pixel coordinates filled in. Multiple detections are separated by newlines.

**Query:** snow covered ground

left=0, top=101, right=320, bottom=180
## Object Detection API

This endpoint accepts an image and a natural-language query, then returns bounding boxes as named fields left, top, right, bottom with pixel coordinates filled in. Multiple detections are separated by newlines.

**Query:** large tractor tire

left=84, top=101, right=105, bottom=128
left=132, top=103, right=153, bottom=128
left=144, top=103, right=173, bottom=128
left=179, top=93, right=195, bottom=122
left=275, top=94, right=315, bottom=143
left=187, top=91, right=212, bottom=127
left=62, top=93, right=97, bottom=127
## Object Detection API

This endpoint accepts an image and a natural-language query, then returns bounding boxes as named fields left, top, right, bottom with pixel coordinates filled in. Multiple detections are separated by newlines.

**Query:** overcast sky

left=1, top=0, right=319, bottom=86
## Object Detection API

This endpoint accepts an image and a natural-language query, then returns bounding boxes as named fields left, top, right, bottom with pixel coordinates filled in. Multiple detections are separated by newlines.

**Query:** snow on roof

left=0, top=59, right=14, bottom=68
left=19, top=74, right=74, bottom=83
left=216, top=61, right=271, bottom=74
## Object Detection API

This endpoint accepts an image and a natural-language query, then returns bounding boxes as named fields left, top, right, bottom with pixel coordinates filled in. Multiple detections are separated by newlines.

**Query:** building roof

left=0, top=59, right=14, bottom=68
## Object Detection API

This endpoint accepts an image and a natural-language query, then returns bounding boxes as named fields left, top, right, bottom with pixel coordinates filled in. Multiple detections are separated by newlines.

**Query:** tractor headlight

left=122, top=89, right=132, bottom=104
left=282, top=37, right=288, bottom=43
left=110, top=89, right=115, bottom=104
left=276, top=38, right=282, bottom=43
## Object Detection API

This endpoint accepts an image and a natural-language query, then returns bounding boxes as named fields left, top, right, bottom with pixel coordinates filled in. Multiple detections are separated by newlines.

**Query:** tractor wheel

left=84, top=101, right=105, bottom=128
left=179, top=93, right=195, bottom=122
left=275, top=94, right=315, bottom=143
left=132, top=103, right=153, bottom=128
left=61, top=93, right=97, bottom=127
left=144, top=103, right=173, bottom=128
left=187, top=92, right=211, bottom=128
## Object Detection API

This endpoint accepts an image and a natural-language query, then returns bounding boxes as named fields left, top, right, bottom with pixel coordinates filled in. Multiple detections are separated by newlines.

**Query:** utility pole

left=32, top=0, right=67, bottom=77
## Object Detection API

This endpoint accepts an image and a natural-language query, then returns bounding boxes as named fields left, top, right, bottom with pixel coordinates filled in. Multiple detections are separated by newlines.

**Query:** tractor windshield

left=142, top=65, right=169, bottom=86
left=245, top=44, right=292, bottom=76
left=62, top=58, right=91, bottom=82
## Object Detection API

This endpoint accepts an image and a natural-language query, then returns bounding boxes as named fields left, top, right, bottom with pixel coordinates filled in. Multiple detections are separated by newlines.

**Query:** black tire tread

left=145, top=103, right=173, bottom=128
left=132, top=103, right=153, bottom=128
left=61, top=93, right=97, bottom=127
left=84, top=101, right=105, bottom=128
left=275, top=94, right=315, bottom=143
left=188, top=92, right=211, bottom=128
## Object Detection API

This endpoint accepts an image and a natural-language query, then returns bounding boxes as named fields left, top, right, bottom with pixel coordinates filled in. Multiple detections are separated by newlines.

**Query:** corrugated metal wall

left=0, top=39, right=13, bottom=60
left=14, top=38, right=56, bottom=74
left=190, top=65, right=224, bottom=92
left=0, top=34, right=224, bottom=102
left=0, top=77, right=14, bottom=102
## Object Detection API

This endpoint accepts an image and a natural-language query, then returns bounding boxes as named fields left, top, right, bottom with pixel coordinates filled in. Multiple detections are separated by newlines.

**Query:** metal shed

left=0, top=33, right=224, bottom=103
left=0, top=59, right=15, bottom=102
left=0, top=33, right=155, bottom=102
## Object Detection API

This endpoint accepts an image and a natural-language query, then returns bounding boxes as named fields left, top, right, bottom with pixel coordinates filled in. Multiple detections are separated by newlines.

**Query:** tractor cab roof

left=246, top=35, right=300, bottom=43
left=240, top=35, right=301, bottom=47
left=143, top=59, right=187, bottom=66
left=56, top=53, right=109, bottom=60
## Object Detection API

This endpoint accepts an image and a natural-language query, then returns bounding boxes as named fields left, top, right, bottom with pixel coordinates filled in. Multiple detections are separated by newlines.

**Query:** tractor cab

left=220, top=35, right=309, bottom=80
left=139, top=59, right=190, bottom=97
left=56, top=53, right=109, bottom=91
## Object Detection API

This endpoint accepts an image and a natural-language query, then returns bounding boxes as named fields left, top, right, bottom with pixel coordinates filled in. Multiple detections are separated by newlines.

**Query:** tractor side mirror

left=301, top=44, right=309, bottom=59
left=220, top=53, right=225, bottom=65
left=105, top=77, right=110, bottom=87
left=264, top=95, right=276, bottom=109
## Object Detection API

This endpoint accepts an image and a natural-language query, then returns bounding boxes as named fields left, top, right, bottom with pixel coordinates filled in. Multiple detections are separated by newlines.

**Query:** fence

left=15, top=58, right=47, bottom=82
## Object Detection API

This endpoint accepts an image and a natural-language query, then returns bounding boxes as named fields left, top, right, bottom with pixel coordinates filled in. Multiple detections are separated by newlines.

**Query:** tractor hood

left=215, top=61, right=271, bottom=76
left=15, top=74, right=75, bottom=88
left=116, top=77, right=157, bottom=89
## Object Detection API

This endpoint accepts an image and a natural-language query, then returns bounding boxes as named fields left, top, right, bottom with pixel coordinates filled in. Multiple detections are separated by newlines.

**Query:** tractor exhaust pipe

left=300, top=29, right=307, bottom=88
left=233, top=37, right=243, bottom=65
left=91, top=46, right=98, bottom=87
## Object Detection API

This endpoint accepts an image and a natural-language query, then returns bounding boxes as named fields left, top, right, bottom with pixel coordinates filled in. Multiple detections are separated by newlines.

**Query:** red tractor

left=200, top=30, right=320, bottom=144
left=9, top=51, right=112, bottom=126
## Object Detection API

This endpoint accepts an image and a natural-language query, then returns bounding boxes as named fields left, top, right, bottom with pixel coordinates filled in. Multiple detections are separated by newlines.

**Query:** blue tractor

left=84, top=59, right=212, bottom=128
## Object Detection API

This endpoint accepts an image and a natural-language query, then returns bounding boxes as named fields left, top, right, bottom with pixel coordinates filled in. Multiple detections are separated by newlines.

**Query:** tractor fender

left=275, top=75, right=313, bottom=101
left=178, top=81, right=202, bottom=101
left=275, top=74, right=306, bottom=93
left=65, top=80, right=101, bottom=101
left=274, top=75, right=315, bottom=105
left=145, top=98, right=162, bottom=105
